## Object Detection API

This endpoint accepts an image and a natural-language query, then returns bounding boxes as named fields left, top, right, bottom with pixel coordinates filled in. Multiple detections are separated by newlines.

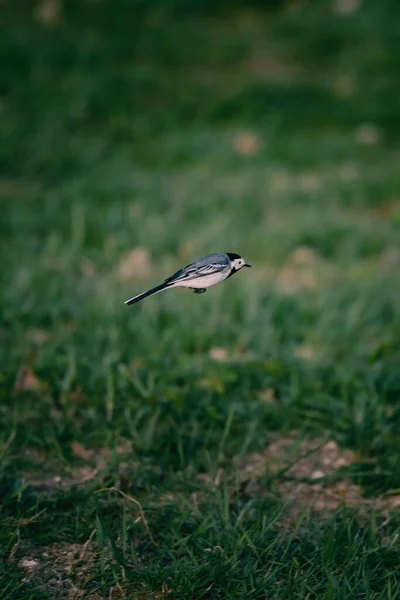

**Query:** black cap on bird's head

left=226, top=252, right=251, bottom=268
left=226, top=252, right=241, bottom=261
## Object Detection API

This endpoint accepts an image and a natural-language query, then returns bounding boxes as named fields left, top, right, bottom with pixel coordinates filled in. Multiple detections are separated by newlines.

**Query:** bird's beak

left=244, top=263, right=252, bottom=268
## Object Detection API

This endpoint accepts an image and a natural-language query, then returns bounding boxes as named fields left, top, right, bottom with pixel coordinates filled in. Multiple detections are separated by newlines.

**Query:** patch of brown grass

left=18, top=540, right=170, bottom=599
left=19, top=540, right=97, bottom=599
left=235, top=434, right=400, bottom=521
left=22, top=440, right=136, bottom=494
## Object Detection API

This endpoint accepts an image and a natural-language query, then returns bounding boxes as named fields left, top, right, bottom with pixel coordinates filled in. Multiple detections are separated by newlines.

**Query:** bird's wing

left=165, top=254, right=229, bottom=284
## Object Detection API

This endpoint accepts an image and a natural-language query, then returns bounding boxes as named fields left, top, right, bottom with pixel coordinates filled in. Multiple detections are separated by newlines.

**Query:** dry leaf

left=298, top=172, right=323, bottom=193
left=338, top=162, right=359, bottom=182
left=204, top=546, right=224, bottom=553
left=331, top=74, right=356, bottom=98
left=332, top=0, right=361, bottom=15
left=196, top=472, right=213, bottom=484
left=129, top=358, right=144, bottom=371
left=80, top=258, right=96, bottom=277
left=20, top=559, right=40, bottom=571
left=285, top=0, right=305, bottom=13
left=209, top=347, right=228, bottom=361
left=69, top=388, right=87, bottom=403
left=277, top=265, right=317, bottom=294
left=355, top=123, right=380, bottom=145
left=277, top=247, right=320, bottom=294
left=376, top=199, right=400, bottom=219
left=198, top=377, right=224, bottom=395
left=71, top=442, right=94, bottom=462
left=30, top=329, right=50, bottom=345
left=233, top=131, right=260, bottom=156
left=116, top=440, right=133, bottom=455
left=42, top=255, right=64, bottom=270
left=257, top=388, right=276, bottom=402
left=381, top=248, right=398, bottom=265
left=36, top=0, right=61, bottom=25
left=269, top=170, right=292, bottom=194
left=294, top=344, right=315, bottom=361
left=379, top=495, right=400, bottom=511
left=15, top=367, right=44, bottom=393
left=118, top=247, right=152, bottom=280
left=98, top=440, right=133, bottom=464
left=290, top=246, right=319, bottom=265
left=249, top=54, right=300, bottom=82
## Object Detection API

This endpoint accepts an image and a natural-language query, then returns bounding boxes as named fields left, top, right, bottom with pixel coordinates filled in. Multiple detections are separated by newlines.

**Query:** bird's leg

left=191, top=288, right=207, bottom=294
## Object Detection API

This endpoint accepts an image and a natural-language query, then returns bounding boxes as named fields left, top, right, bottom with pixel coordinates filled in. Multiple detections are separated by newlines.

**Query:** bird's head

left=226, top=253, right=252, bottom=271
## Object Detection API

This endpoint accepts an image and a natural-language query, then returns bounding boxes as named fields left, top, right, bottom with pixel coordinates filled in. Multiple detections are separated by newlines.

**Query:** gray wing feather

left=165, top=253, right=229, bottom=284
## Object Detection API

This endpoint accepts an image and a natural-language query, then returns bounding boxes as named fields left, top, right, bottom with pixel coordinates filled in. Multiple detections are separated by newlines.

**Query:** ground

left=1, top=0, right=400, bottom=598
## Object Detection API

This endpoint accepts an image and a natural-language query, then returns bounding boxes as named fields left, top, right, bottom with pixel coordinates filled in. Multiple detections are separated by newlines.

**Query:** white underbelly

left=173, top=271, right=228, bottom=289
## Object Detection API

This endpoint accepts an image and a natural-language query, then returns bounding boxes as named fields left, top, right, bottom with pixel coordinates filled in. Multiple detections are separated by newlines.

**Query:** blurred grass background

left=1, top=0, right=400, bottom=597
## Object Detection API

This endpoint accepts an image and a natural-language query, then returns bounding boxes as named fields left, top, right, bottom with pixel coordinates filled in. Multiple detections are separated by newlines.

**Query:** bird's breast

left=174, top=271, right=229, bottom=289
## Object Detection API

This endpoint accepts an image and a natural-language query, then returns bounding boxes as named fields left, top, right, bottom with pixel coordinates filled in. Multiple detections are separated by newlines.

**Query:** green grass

left=1, top=0, right=400, bottom=597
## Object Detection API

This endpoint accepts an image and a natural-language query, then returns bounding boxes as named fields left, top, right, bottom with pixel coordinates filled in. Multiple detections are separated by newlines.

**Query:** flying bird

left=124, top=252, right=251, bottom=306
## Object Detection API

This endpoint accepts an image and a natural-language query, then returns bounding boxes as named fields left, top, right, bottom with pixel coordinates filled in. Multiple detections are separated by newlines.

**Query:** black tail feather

left=124, top=282, right=168, bottom=306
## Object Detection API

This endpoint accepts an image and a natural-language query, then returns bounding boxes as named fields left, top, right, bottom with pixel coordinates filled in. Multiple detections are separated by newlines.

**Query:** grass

left=1, top=0, right=400, bottom=597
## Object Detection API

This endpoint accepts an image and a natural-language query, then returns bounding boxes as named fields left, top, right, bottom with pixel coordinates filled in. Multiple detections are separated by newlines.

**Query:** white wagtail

left=125, top=252, right=251, bottom=306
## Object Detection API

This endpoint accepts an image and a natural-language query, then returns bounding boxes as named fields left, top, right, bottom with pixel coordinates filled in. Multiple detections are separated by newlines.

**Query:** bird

left=124, top=252, right=251, bottom=306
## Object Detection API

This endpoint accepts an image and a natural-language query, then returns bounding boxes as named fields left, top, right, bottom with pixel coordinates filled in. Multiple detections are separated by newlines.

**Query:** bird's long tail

left=124, top=282, right=169, bottom=306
